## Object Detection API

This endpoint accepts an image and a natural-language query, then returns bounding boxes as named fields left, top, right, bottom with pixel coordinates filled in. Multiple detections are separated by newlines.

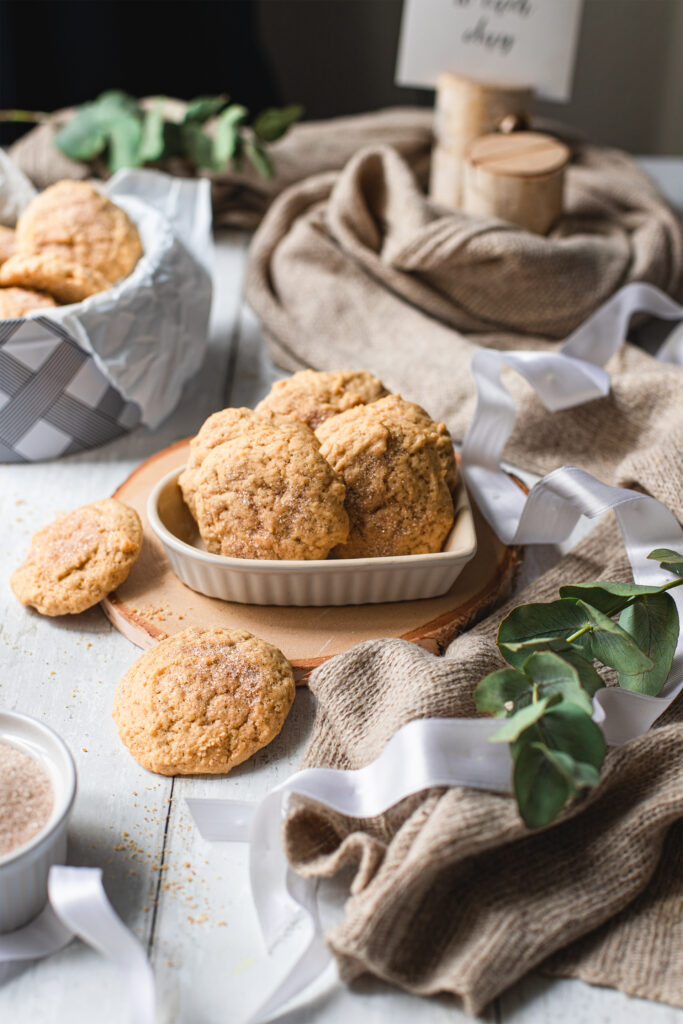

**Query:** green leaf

left=252, top=104, right=303, bottom=142
left=618, top=592, right=679, bottom=694
left=513, top=742, right=573, bottom=828
left=559, top=581, right=668, bottom=616
left=184, top=94, right=228, bottom=123
left=95, top=90, right=138, bottom=113
left=212, top=105, right=248, bottom=169
left=106, top=114, right=143, bottom=172
left=139, top=101, right=165, bottom=163
left=490, top=696, right=556, bottom=743
left=474, top=667, right=531, bottom=717
left=54, top=105, right=109, bottom=161
left=648, top=548, right=683, bottom=578
left=499, top=636, right=605, bottom=699
left=521, top=652, right=594, bottom=714
left=498, top=600, right=589, bottom=668
left=246, top=138, right=274, bottom=179
left=514, top=702, right=606, bottom=769
left=576, top=600, right=654, bottom=675
left=180, top=122, right=214, bottom=168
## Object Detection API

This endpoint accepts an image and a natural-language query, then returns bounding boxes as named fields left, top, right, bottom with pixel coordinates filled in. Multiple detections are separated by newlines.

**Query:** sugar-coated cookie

left=193, top=417, right=348, bottom=559
left=255, top=369, right=388, bottom=430
left=15, top=180, right=142, bottom=287
left=178, top=407, right=313, bottom=518
left=112, top=627, right=296, bottom=775
left=0, top=286, right=57, bottom=318
left=11, top=498, right=142, bottom=616
left=315, top=394, right=455, bottom=558
left=0, top=251, right=109, bottom=304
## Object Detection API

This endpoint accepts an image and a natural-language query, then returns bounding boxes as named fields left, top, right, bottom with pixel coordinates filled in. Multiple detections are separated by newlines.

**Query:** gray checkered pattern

left=0, top=317, right=140, bottom=462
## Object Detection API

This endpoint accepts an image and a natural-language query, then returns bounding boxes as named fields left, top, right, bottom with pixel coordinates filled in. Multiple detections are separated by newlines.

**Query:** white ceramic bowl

left=0, top=712, right=77, bottom=933
left=147, top=466, right=478, bottom=606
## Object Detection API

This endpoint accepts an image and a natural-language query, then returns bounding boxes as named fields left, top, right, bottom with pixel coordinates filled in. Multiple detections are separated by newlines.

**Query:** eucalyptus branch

left=475, top=546, right=683, bottom=829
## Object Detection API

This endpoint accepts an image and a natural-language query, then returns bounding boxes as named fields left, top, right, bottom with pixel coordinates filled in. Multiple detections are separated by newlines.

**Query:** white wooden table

left=1, top=162, right=682, bottom=1024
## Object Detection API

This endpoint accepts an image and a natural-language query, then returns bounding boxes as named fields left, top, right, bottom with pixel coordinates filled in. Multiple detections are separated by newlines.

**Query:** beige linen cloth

left=241, top=122, right=683, bottom=1012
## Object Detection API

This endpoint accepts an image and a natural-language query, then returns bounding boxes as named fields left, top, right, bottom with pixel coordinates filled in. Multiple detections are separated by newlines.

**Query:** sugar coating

left=11, top=498, right=143, bottom=616
left=15, top=180, right=142, bottom=287
left=112, top=627, right=296, bottom=775
left=0, top=741, right=54, bottom=857
left=193, top=417, right=349, bottom=560
left=0, top=251, right=108, bottom=304
left=315, top=394, right=456, bottom=558
left=256, top=369, right=389, bottom=430
left=0, top=285, right=57, bottom=318
left=178, top=407, right=313, bottom=518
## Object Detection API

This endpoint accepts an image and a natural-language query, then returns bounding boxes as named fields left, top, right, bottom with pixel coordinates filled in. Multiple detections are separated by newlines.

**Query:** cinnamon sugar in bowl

left=0, top=711, right=76, bottom=932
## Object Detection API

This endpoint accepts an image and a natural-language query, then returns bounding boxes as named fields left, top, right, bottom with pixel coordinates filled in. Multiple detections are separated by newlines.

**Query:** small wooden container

left=430, top=72, right=532, bottom=209
left=463, top=131, right=570, bottom=235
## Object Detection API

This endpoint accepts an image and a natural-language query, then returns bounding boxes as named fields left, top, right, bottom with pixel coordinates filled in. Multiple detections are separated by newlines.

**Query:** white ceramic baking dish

left=147, top=465, right=478, bottom=606
left=0, top=711, right=76, bottom=933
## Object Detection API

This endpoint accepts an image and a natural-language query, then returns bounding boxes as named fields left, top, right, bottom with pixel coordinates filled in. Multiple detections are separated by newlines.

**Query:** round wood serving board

left=102, top=440, right=523, bottom=681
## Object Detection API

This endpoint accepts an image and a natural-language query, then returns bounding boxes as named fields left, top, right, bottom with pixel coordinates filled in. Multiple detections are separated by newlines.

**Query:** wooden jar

left=463, top=131, right=570, bottom=235
left=429, top=72, right=532, bottom=209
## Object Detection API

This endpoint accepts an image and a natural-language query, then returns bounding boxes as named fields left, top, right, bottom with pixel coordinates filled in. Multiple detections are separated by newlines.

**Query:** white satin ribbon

left=0, top=866, right=154, bottom=1024
left=187, top=281, right=683, bottom=1023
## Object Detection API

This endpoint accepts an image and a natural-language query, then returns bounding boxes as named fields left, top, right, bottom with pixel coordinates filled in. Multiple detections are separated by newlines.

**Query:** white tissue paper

left=0, top=151, right=213, bottom=462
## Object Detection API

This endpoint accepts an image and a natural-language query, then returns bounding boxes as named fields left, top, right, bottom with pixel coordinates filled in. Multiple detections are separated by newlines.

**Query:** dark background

left=1, top=0, right=681, bottom=154
left=0, top=0, right=425, bottom=147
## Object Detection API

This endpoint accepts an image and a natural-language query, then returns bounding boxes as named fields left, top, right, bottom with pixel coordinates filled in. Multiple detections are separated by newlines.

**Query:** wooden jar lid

left=467, top=131, right=570, bottom=178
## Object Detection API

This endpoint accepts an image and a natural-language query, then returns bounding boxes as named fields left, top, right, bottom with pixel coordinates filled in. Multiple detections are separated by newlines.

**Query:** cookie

left=112, top=627, right=296, bottom=775
left=315, top=395, right=455, bottom=558
left=255, top=369, right=388, bottom=430
left=193, top=418, right=349, bottom=559
left=0, top=286, right=57, bottom=318
left=11, top=498, right=143, bottom=616
left=0, top=251, right=109, bottom=304
left=15, top=180, right=142, bottom=287
left=179, top=407, right=315, bottom=517
left=0, top=225, right=16, bottom=266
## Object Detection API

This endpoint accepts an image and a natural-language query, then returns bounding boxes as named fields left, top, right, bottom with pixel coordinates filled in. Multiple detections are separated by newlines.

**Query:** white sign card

left=396, top=0, right=584, bottom=102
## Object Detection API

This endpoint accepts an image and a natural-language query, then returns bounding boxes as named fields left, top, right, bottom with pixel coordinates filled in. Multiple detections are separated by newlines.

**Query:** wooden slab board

left=102, top=440, right=523, bottom=679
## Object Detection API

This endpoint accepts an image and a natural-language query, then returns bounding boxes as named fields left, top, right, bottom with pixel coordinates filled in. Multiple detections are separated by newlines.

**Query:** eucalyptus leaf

left=180, top=122, right=214, bottom=168
left=474, top=667, right=531, bottom=717
left=648, top=548, right=683, bottom=578
left=497, top=600, right=588, bottom=668
left=246, top=138, right=274, bottom=179
left=139, top=101, right=165, bottom=163
left=513, top=742, right=572, bottom=828
left=106, top=115, right=144, bottom=172
left=252, top=104, right=303, bottom=142
left=96, top=90, right=138, bottom=113
left=490, top=695, right=557, bottom=743
left=559, top=581, right=667, bottom=616
left=184, top=94, right=228, bottom=123
left=54, top=105, right=109, bottom=161
left=576, top=600, right=654, bottom=675
left=213, top=105, right=248, bottom=169
left=521, top=652, right=594, bottom=714
left=618, top=592, right=679, bottom=694
left=514, top=702, right=606, bottom=769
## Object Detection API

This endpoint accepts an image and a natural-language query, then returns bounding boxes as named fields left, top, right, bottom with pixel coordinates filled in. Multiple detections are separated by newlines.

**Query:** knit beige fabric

left=283, top=521, right=683, bottom=1014
left=244, top=136, right=683, bottom=1010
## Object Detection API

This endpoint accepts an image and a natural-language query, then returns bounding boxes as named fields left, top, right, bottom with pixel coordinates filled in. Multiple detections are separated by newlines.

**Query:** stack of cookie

left=0, top=180, right=142, bottom=318
left=180, top=369, right=459, bottom=560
